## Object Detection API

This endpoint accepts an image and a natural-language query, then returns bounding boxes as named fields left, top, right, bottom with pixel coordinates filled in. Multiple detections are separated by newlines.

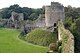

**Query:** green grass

left=25, top=28, right=57, bottom=46
left=0, top=28, right=47, bottom=53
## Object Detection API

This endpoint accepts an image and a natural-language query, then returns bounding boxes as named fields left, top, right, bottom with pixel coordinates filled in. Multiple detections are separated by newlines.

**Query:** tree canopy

left=64, top=5, right=80, bottom=53
left=0, top=4, right=44, bottom=20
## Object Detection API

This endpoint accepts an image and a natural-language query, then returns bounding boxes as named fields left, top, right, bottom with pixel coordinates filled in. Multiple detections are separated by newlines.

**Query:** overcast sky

left=0, top=0, right=80, bottom=9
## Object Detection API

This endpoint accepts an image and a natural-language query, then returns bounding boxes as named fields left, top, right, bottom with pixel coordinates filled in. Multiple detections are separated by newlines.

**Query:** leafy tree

left=0, top=4, right=43, bottom=20
left=64, top=13, right=80, bottom=53
left=8, top=4, right=23, bottom=13
left=29, top=13, right=38, bottom=20
left=64, top=17, right=73, bottom=28
left=22, top=7, right=32, bottom=20
left=1, top=8, right=11, bottom=19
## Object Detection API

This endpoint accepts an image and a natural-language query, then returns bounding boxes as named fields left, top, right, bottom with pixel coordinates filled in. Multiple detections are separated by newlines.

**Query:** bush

left=25, top=28, right=57, bottom=46
left=58, top=40, right=62, bottom=47
left=58, top=46, right=62, bottom=53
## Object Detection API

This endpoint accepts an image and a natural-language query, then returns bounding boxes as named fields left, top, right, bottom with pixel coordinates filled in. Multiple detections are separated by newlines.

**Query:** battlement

left=51, top=1, right=63, bottom=7
left=45, top=1, right=64, bottom=13
left=51, top=2, right=64, bottom=11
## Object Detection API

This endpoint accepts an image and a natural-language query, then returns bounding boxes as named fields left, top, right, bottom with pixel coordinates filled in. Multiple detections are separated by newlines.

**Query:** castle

left=0, top=2, right=74, bottom=53
left=0, top=1, right=65, bottom=32
left=0, top=2, right=65, bottom=31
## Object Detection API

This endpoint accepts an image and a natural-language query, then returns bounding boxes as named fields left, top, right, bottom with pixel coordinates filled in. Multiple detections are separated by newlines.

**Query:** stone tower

left=45, top=2, right=65, bottom=28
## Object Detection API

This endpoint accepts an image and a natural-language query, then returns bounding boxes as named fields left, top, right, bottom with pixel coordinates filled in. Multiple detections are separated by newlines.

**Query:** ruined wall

left=45, top=6, right=52, bottom=27
left=45, top=2, right=65, bottom=28
left=58, top=21, right=74, bottom=53
left=35, top=14, right=45, bottom=27
left=10, top=11, right=24, bottom=21
left=18, top=13, right=24, bottom=21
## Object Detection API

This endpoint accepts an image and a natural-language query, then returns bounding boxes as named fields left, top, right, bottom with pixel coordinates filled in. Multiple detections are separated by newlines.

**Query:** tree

left=22, top=7, right=32, bottom=20
left=29, top=13, right=38, bottom=20
left=0, top=4, right=44, bottom=20
left=1, top=8, right=11, bottom=19
left=65, top=5, right=80, bottom=19
left=8, top=4, right=23, bottom=13
left=64, top=17, right=73, bottom=28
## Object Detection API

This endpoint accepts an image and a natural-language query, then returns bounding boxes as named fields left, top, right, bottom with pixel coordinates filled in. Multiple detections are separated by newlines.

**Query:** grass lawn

left=0, top=28, right=47, bottom=53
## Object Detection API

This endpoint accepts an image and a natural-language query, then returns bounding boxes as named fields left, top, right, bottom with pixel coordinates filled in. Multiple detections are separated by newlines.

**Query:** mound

left=25, top=28, right=57, bottom=46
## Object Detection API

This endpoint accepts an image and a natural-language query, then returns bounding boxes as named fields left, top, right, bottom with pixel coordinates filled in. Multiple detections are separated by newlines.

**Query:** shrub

left=58, top=46, right=62, bottom=53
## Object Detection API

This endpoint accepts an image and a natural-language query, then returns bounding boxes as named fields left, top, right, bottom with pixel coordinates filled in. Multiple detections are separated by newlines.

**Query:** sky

left=0, top=0, right=80, bottom=9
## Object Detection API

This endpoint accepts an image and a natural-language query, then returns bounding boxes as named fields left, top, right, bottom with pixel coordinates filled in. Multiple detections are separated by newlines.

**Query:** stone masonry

left=10, top=11, right=24, bottom=21
left=58, top=21, right=74, bottom=53
left=45, top=2, right=65, bottom=31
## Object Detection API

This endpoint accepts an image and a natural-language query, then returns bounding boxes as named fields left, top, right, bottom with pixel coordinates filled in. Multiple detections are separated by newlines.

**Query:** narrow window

left=54, top=23, right=56, bottom=27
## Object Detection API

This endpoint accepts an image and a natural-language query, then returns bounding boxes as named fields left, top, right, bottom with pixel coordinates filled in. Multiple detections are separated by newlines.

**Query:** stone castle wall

left=45, top=6, right=52, bottom=27
left=45, top=2, right=65, bottom=28
left=35, top=14, right=45, bottom=27
left=58, top=21, right=74, bottom=53
left=10, top=11, right=24, bottom=21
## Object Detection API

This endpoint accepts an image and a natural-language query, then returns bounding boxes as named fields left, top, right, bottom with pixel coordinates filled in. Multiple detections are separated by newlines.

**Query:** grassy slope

left=25, top=28, right=57, bottom=46
left=0, top=28, right=47, bottom=53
